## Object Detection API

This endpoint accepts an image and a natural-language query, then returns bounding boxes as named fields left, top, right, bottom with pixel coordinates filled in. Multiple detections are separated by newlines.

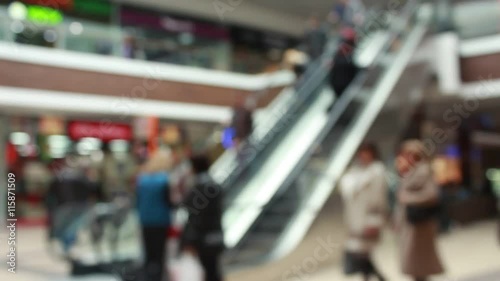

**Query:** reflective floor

left=1, top=218, right=498, bottom=281
left=227, top=195, right=500, bottom=281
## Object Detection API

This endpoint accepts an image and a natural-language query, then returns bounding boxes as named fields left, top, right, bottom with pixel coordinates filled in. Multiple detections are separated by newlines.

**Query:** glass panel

left=453, top=1, right=500, bottom=39
left=0, top=9, right=7, bottom=41
left=0, top=5, right=233, bottom=70
left=63, top=19, right=122, bottom=56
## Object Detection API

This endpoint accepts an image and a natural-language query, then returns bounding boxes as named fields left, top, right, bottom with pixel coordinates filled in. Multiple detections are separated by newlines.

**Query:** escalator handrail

left=209, top=38, right=341, bottom=189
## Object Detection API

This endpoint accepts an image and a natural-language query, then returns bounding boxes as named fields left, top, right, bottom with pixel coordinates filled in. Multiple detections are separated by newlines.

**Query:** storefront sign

left=21, top=0, right=73, bottom=10
left=230, top=26, right=298, bottom=50
left=68, top=121, right=132, bottom=141
left=120, top=7, right=229, bottom=40
left=27, top=5, right=63, bottom=25
left=5, top=0, right=112, bottom=21
left=160, top=16, right=194, bottom=33
left=73, top=0, right=111, bottom=17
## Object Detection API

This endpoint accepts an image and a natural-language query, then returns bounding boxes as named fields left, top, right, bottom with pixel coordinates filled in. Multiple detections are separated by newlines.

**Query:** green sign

left=73, top=0, right=112, bottom=17
left=27, top=5, right=64, bottom=25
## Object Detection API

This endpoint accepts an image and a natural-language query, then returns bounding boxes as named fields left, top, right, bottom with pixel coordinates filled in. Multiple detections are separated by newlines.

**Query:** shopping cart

left=49, top=194, right=143, bottom=280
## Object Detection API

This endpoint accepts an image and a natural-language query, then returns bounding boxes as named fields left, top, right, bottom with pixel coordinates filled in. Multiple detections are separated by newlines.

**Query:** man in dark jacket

left=182, top=154, right=224, bottom=281
left=304, top=16, right=328, bottom=61
left=328, top=28, right=359, bottom=112
left=46, top=157, right=94, bottom=252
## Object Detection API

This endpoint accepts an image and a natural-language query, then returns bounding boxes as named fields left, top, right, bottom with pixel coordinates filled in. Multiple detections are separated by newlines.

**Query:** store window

left=120, top=6, right=232, bottom=70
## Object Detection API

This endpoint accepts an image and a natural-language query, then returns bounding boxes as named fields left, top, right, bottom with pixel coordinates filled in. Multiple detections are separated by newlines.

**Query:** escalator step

left=253, top=215, right=291, bottom=232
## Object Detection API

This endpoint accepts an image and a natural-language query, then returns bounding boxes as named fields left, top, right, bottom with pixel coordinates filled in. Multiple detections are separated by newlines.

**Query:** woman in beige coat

left=340, top=143, right=388, bottom=281
left=395, top=140, right=444, bottom=281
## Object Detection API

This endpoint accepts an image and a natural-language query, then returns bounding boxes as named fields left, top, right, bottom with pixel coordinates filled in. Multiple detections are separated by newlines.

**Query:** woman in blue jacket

left=136, top=149, right=172, bottom=281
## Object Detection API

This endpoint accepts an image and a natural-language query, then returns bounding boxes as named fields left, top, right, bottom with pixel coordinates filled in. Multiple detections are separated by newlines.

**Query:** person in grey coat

left=340, top=143, right=387, bottom=281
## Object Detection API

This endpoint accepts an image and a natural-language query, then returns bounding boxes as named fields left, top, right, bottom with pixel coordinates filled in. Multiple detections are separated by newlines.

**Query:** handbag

left=169, top=253, right=204, bottom=281
left=406, top=204, right=441, bottom=224
left=362, top=227, right=381, bottom=241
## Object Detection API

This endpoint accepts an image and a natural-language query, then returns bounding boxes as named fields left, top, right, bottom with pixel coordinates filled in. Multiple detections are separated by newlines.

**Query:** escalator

left=223, top=2, right=435, bottom=268
left=207, top=18, right=345, bottom=251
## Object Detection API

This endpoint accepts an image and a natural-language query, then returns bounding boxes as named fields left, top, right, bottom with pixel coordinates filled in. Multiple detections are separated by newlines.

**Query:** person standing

left=136, top=149, right=173, bottom=281
left=181, top=154, right=225, bottom=281
left=340, top=143, right=388, bottom=281
left=46, top=155, right=95, bottom=254
left=101, top=143, right=137, bottom=201
left=395, top=140, right=445, bottom=281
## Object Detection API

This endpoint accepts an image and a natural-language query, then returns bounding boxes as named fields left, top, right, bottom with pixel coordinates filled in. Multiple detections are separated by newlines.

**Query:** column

left=0, top=115, right=6, bottom=228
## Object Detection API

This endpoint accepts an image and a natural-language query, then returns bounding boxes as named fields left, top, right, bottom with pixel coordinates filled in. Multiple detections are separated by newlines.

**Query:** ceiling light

left=69, top=22, right=83, bottom=35
left=43, top=29, right=58, bottom=43
left=179, top=32, right=194, bottom=46
left=48, top=135, right=70, bottom=148
left=8, top=2, right=27, bottom=21
left=10, top=20, right=25, bottom=34
left=110, top=139, right=129, bottom=153
left=9, top=132, right=30, bottom=146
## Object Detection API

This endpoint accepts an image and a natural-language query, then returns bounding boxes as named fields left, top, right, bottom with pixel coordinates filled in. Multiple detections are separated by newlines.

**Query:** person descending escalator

left=328, top=27, right=360, bottom=112
left=303, top=15, right=328, bottom=61
left=231, top=96, right=254, bottom=153
left=340, top=143, right=388, bottom=281
left=329, top=0, right=366, bottom=29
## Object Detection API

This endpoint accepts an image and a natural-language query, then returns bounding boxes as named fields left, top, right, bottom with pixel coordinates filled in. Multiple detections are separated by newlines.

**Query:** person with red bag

left=340, top=143, right=388, bottom=281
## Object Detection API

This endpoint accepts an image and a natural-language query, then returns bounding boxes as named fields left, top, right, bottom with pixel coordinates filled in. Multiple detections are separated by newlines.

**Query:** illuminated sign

left=22, top=0, right=73, bottom=10
left=27, top=5, right=64, bottom=25
left=5, top=0, right=112, bottom=19
left=73, top=0, right=111, bottom=17
left=68, top=121, right=133, bottom=141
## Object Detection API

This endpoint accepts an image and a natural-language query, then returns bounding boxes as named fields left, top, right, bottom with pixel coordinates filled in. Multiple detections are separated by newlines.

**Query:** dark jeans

left=142, top=226, right=167, bottom=281
left=344, top=251, right=385, bottom=281
left=199, top=251, right=223, bottom=281
left=439, top=187, right=457, bottom=233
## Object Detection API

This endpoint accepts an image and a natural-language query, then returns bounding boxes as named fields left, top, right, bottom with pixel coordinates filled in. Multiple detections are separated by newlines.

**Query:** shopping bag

left=169, top=253, right=204, bottom=281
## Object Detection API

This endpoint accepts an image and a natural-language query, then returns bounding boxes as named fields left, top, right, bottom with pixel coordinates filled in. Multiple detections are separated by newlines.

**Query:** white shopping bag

left=169, top=253, right=204, bottom=281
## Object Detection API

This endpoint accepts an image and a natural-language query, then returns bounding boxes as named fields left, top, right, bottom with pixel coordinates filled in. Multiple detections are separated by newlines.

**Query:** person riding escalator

left=328, top=27, right=360, bottom=112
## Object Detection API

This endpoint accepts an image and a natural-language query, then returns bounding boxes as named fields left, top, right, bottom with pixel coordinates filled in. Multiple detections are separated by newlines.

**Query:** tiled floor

left=1, top=220, right=499, bottom=281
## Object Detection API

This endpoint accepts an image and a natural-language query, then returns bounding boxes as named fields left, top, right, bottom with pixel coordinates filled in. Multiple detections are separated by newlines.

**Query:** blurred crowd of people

left=339, top=137, right=500, bottom=281
left=45, top=143, right=225, bottom=281
left=340, top=140, right=445, bottom=281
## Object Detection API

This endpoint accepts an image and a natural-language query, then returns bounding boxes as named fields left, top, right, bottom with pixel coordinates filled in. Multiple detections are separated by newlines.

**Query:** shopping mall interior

left=0, top=0, right=499, bottom=280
